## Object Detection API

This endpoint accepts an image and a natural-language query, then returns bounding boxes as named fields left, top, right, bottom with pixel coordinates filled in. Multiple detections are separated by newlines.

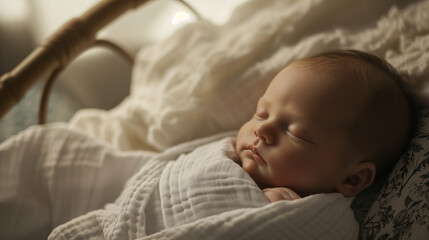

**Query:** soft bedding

left=0, top=125, right=358, bottom=240
left=1, top=0, right=429, bottom=239
left=0, top=124, right=151, bottom=239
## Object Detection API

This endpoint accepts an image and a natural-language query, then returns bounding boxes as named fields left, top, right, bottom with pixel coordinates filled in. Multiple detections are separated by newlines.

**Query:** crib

left=0, top=0, right=428, bottom=239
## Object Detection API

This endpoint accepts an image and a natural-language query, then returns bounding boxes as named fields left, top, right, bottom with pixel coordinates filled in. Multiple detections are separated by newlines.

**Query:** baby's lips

left=248, top=146, right=267, bottom=165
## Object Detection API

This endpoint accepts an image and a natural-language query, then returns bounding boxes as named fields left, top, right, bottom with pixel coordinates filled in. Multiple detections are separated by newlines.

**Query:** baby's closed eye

left=285, top=131, right=308, bottom=144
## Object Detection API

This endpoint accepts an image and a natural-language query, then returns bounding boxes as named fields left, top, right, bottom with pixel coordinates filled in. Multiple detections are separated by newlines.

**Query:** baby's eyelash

left=285, top=130, right=298, bottom=139
left=285, top=130, right=313, bottom=144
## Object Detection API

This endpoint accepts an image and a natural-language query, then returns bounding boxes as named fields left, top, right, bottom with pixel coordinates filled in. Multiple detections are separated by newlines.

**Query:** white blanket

left=0, top=125, right=358, bottom=240
left=0, top=124, right=152, bottom=239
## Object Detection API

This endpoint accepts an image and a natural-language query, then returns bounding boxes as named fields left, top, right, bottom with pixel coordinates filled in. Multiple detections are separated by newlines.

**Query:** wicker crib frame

left=0, top=0, right=199, bottom=124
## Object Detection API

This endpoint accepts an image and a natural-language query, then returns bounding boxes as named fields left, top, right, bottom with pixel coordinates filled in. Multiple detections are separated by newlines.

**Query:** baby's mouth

left=247, top=146, right=267, bottom=165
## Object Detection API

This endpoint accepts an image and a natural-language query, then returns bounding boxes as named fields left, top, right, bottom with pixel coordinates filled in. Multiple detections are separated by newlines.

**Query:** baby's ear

left=336, top=162, right=376, bottom=197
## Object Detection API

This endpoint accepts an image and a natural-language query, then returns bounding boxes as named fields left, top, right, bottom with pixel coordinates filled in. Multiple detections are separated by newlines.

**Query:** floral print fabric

left=354, top=109, right=429, bottom=240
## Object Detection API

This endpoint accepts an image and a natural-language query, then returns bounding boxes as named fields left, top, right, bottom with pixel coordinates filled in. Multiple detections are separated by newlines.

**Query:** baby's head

left=235, top=50, right=416, bottom=197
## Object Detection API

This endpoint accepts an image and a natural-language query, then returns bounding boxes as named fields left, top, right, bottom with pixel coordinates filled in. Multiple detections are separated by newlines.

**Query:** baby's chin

left=241, top=158, right=266, bottom=184
left=241, top=158, right=258, bottom=173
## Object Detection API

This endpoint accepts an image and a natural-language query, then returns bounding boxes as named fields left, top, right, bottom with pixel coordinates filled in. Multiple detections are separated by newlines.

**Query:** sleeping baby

left=235, top=49, right=416, bottom=202
left=0, top=50, right=417, bottom=240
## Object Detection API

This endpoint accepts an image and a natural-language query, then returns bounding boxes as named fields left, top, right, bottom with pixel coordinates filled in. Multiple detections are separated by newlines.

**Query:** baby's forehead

left=289, top=56, right=393, bottom=92
left=276, top=55, right=404, bottom=114
left=282, top=60, right=367, bottom=94
left=272, top=66, right=370, bottom=115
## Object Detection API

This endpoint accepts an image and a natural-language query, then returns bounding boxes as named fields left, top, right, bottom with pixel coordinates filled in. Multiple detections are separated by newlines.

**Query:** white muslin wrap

left=0, top=124, right=358, bottom=239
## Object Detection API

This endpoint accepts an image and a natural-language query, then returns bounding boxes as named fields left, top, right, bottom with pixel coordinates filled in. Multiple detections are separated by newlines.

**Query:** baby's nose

left=254, top=130, right=270, bottom=144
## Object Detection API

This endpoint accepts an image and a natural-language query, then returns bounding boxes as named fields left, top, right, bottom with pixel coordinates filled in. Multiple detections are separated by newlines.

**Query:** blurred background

left=0, top=0, right=247, bottom=141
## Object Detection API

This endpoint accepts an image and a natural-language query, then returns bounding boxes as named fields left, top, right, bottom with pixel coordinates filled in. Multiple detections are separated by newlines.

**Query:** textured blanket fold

left=0, top=124, right=151, bottom=239
left=142, top=193, right=357, bottom=240
left=40, top=127, right=357, bottom=240
left=1, top=125, right=358, bottom=240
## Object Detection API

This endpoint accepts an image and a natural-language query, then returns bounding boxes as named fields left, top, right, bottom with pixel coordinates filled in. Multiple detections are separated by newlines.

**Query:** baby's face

left=236, top=63, right=366, bottom=196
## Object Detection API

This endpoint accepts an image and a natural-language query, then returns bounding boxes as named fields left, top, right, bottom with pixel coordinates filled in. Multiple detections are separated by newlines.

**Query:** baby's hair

left=294, top=50, right=418, bottom=173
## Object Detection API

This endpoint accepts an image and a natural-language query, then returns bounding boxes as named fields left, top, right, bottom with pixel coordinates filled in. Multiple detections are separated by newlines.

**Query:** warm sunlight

left=171, top=11, right=193, bottom=26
